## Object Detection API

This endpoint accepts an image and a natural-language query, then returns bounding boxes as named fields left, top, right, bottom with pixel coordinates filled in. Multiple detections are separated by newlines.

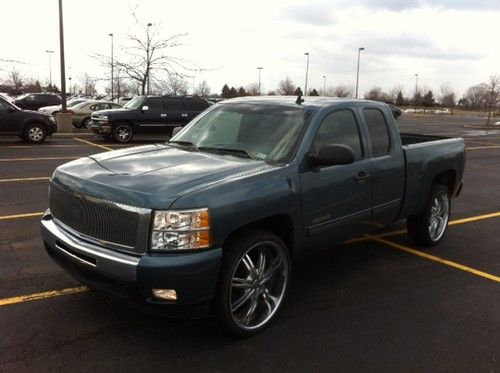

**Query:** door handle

left=354, top=171, right=371, bottom=182
left=160, top=113, right=167, bottom=117
left=181, top=113, right=188, bottom=117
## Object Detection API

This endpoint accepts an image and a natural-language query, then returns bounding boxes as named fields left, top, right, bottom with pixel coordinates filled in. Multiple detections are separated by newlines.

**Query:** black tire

left=73, top=119, right=86, bottom=129
left=112, top=123, right=134, bottom=143
left=407, top=184, right=451, bottom=246
left=82, top=117, right=92, bottom=129
left=214, top=229, right=291, bottom=337
left=23, top=123, right=47, bottom=143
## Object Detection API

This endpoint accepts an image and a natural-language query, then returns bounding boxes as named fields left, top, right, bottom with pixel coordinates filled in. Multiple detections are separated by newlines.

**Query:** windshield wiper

left=198, top=146, right=256, bottom=160
left=167, top=140, right=199, bottom=150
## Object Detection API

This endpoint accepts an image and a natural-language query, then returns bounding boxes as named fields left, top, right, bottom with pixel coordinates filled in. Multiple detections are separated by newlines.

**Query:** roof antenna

left=295, top=93, right=304, bottom=105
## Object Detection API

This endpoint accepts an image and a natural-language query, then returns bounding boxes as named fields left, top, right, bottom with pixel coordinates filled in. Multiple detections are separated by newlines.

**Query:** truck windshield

left=170, top=103, right=308, bottom=162
left=123, top=96, right=145, bottom=110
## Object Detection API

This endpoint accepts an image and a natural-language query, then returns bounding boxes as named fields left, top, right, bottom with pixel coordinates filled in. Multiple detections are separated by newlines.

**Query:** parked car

left=90, top=95, right=211, bottom=142
left=14, top=93, right=61, bottom=111
left=38, top=98, right=88, bottom=116
left=68, top=100, right=122, bottom=128
left=0, top=96, right=57, bottom=142
left=41, top=96, right=465, bottom=335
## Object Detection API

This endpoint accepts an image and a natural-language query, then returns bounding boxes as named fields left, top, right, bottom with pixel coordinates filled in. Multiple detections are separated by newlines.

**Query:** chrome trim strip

left=55, top=243, right=97, bottom=268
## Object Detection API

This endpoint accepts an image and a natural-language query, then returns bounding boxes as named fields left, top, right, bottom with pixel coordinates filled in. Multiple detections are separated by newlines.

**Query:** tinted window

left=164, top=98, right=185, bottom=111
left=146, top=98, right=164, bottom=111
left=185, top=98, right=209, bottom=111
left=363, top=108, right=390, bottom=157
left=312, top=109, right=363, bottom=160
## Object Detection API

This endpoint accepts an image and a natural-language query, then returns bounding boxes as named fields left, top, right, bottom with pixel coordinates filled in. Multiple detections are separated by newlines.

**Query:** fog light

left=152, top=288, right=177, bottom=301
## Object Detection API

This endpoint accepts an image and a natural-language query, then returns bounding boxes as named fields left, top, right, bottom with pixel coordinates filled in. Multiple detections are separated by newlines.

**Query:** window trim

left=309, top=108, right=365, bottom=161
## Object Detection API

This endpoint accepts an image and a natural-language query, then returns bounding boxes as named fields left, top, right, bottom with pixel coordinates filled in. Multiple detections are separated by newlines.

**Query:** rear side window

left=164, top=98, right=185, bottom=111
left=312, top=109, right=364, bottom=160
left=146, top=98, right=164, bottom=111
left=185, top=98, right=209, bottom=111
left=363, top=108, right=390, bottom=157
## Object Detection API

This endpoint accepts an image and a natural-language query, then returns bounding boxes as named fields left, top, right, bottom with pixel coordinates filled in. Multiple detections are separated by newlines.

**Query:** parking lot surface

left=1, top=116, right=499, bottom=372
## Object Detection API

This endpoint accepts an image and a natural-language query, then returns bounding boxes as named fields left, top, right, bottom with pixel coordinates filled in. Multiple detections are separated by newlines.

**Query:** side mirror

left=141, top=105, right=149, bottom=112
left=309, top=144, right=355, bottom=168
left=172, top=126, right=183, bottom=137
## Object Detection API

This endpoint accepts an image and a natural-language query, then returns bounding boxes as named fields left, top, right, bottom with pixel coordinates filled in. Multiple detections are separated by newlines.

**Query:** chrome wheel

left=28, top=126, right=44, bottom=142
left=115, top=125, right=132, bottom=142
left=428, top=191, right=449, bottom=241
left=229, top=241, right=288, bottom=331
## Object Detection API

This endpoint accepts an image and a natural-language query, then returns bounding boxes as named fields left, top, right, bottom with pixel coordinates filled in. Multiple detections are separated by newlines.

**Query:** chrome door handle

left=160, top=114, right=167, bottom=117
left=181, top=113, right=188, bottom=117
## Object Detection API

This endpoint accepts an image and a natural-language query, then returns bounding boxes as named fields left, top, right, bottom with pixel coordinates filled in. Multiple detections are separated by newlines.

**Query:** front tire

left=82, top=117, right=92, bottom=129
left=112, top=123, right=134, bottom=143
left=407, top=184, right=450, bottom=246
left=214, top=230, right=291, bottom=337
left=23, top=123, right=47, bottom=143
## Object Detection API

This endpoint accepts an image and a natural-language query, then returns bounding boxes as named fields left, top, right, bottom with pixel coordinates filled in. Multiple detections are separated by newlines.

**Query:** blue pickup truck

left=41, top=96, right=465, bottom=336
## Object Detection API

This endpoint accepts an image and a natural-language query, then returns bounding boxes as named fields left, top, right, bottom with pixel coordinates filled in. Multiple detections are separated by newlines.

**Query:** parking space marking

left=466, top=145, right=500, bottom=150
left=0, top=177, right=50, bottom=183
left=0, top=145, right=90, bottom=149
left=73, top=137, right=113, bottom=151
left=0, top=156, right=78, bottom=162
left=0, top=212, right=44, bottom=221
left=346, top=211, right=500, bottom=243
left=0, top=286, right=88, bottom=307
left=368, top=235, right=500, bottom=283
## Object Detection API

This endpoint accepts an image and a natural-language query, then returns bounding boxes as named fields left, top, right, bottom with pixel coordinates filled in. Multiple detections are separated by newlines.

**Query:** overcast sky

left=2, top=0, right=499, bottom=97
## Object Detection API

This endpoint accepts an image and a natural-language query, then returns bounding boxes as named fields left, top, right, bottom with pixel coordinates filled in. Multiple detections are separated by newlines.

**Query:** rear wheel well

left=432, top=169, right=456, bottom=195
left=223, top=215, right=295, bottom=258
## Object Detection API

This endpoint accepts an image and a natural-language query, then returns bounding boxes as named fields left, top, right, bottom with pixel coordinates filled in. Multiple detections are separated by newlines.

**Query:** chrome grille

left=49, top=184, right=145, bottom=249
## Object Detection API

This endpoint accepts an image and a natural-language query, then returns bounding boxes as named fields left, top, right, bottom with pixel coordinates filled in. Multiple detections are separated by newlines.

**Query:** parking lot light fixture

left=355, top=47, right=364, bottom=99
left=414, top=73, right=419, bottom=110
left=257, top=67, right=263, bottom=95
left=304, top=53, right=310, bottom=97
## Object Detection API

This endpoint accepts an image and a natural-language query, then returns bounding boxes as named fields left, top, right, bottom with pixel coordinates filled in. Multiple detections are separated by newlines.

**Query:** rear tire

left=407, top=184, right=450, bottom=246
left=23, top=123, right=47, bottom=143
left=214, top=229, right=291, bottom=337
left=112, top=123, right=134, bottom=143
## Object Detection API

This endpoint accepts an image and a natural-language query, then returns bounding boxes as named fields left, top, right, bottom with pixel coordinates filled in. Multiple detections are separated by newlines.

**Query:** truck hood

left=52, top=144, right=271, bottom=209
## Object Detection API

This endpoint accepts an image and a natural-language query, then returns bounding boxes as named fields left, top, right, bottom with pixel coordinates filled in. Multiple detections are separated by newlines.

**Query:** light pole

left=257, top=67, right=263, bottom=95
left=45, top=50, right=54, bottom=86
left=146, top=23, right=152, bottom=95
left=68, top=76, right=72, bottom=94
left=109, top=33, right=114, bottom=101
left=304, top=52, right=310, bottom=96
left=355, top=47, right=364, bottom=99
left=57, top=0, right=67, bottom=112
left=414, top=73, right=419, bottom=110
left=323, top=75, right=326, bottom=96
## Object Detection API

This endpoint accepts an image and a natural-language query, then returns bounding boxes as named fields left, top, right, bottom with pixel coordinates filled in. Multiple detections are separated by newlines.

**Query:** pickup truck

left=41, top=96, right=465, bottom=336
left=89, top=95, right=211, bottom=142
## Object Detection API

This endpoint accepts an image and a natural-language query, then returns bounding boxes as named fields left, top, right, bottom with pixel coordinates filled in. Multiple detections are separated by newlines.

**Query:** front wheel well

left=223, top=215, right=295, bottom=258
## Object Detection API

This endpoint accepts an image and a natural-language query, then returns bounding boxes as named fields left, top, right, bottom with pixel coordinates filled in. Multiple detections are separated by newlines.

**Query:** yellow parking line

left=73, top=137, right=113, bottom=151
left=0, top=286, right=88, bottom=307
left=0, top=177, right=50, bottom=183
left=368, top=235, right=500, bottom=283
left=0, top=156, right=78, bottom=162
left=347, top=211, right=500, bottom=243
left=0, top=212, right=44, bottom=221
left=0, top=145, right=89, bottom=149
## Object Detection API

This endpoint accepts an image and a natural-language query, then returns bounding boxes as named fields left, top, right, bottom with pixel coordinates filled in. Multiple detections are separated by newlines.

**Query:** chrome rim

left=229, top=241, right=288, bottom=330
left=116, top=126, right=131, bottom=141
left=428, top=191, right=449, bottom=241
left=83, top=118, right=91, bottom=128
left=28, top=127, right=44, bottom=142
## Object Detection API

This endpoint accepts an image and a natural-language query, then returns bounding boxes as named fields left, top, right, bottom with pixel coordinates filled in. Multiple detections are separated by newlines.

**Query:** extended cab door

left=300, top=107, right=373, bottom=246
left=360, top=105, right=405, bottom=225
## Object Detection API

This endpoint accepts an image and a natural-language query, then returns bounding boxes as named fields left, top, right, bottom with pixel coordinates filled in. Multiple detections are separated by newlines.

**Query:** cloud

left=341, top=0, right=500, bottom=11
left=284, top=4, right=335, bottom=25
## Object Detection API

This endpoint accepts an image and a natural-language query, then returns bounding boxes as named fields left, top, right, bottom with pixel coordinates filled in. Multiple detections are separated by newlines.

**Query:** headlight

left=151, top=208, right=211, bottom=251
left=98, top=115, right=108, bottom=121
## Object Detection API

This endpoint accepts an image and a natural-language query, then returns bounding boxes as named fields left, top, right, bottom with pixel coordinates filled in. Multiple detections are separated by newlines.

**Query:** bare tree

left=463, top=83, right=488, bottom=111
left=277, top=76, right=296, bottom=95
left=439, top=83, right=457, bottom=115
left=245, top=82, right=259, bottom=96
left=9, top=68, right=24, bottom=94
left=328, top=84, right=353, bottom=98
left=159, top=72, right=188, bottom=95
left=194, top=80, right=211, bottom=97
left=485, top=74, right=500, bottom=125
left=80, top=73, right=96, bottom=96
left=364, top=87, right=383, bottom=101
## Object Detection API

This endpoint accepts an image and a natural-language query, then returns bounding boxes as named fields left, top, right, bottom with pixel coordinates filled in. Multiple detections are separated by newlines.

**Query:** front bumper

left=90, top=123, right=111, bottom=134
left=40, top=211, right=222, bottom=318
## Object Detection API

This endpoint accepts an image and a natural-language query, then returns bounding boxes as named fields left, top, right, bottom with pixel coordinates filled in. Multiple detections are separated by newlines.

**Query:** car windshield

left=170, top=103, right=309, bottom=162
left=123, top=96, right=144, bottom=109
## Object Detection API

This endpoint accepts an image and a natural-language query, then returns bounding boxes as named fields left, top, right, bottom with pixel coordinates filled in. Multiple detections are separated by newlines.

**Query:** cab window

left=363, top=108, right=391, bottom=157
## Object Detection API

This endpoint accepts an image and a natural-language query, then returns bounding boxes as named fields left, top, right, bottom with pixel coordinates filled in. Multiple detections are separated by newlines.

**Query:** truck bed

left=400, top=133, right=446, bottom=145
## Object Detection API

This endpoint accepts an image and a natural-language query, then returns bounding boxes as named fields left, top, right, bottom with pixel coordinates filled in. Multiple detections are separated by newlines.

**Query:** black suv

left=14, top=93, right=61, bottom=111
left=0, top=96, right=57, bottom=143
left=90, top=95, right=211, bottom=143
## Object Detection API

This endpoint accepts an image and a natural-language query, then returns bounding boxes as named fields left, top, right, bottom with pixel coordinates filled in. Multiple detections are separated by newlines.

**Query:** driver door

left=300, top=108, right=373, bottom=247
